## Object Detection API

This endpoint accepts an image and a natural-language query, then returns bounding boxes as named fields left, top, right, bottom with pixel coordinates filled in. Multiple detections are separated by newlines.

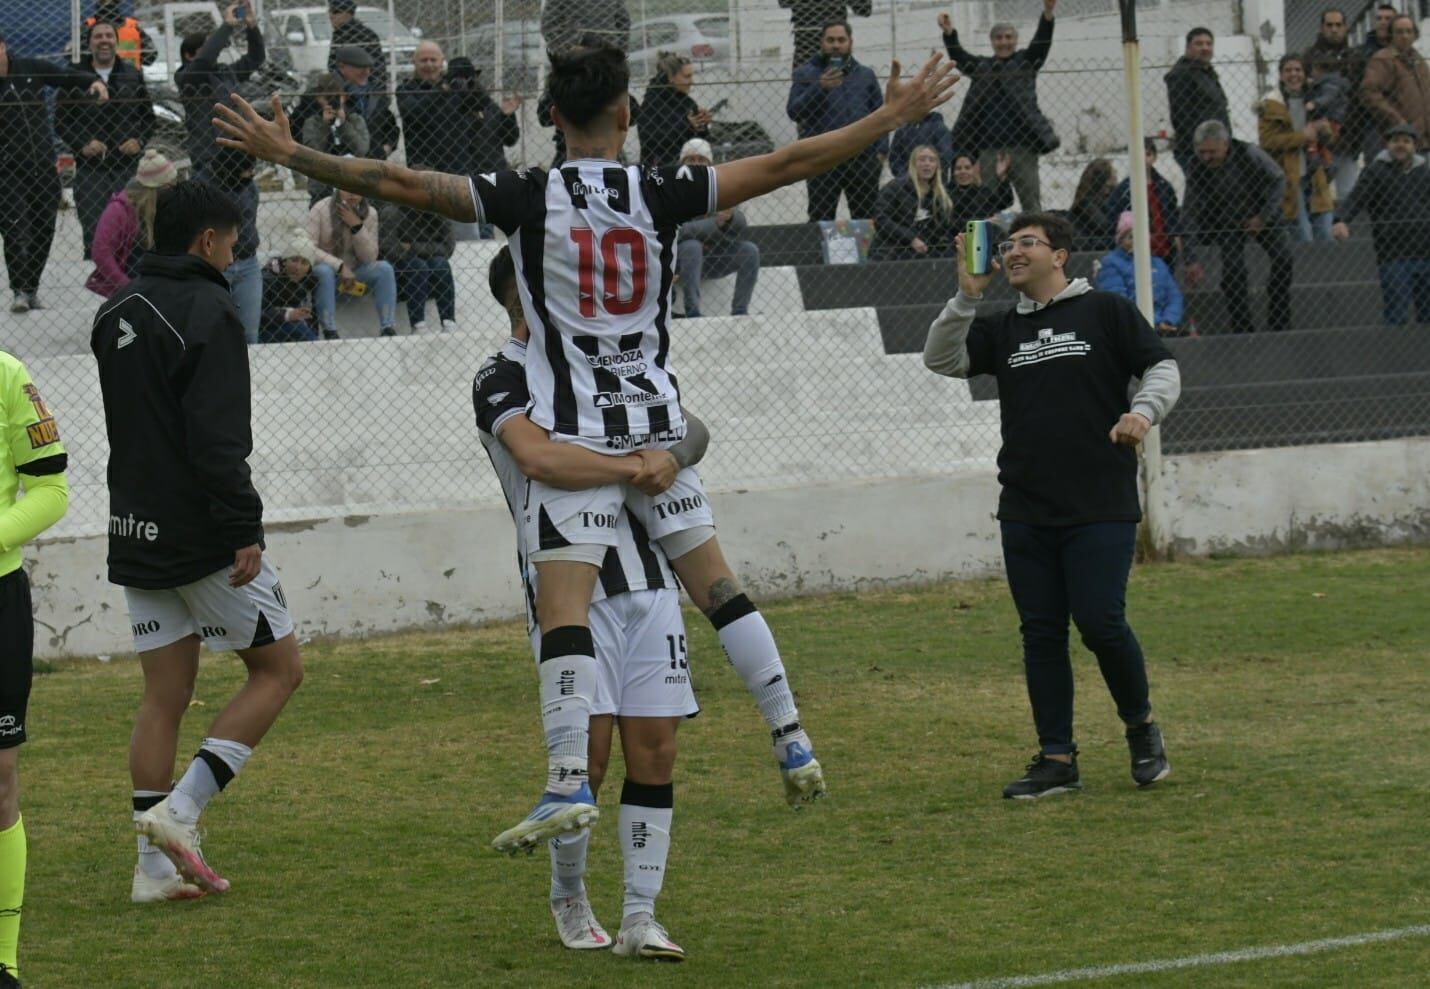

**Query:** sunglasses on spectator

left=997, top=236, right=1053, bottom=256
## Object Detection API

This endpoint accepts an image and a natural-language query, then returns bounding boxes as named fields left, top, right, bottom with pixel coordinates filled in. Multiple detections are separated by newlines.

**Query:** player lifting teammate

left=477, top=245, right=707, bottom=958
left=91, top=180, right=304, bottom=900
left=213, top=40, right=960, bottom=847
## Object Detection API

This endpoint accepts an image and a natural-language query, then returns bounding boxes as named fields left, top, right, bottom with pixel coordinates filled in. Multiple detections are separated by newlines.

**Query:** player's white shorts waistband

left=125, top=557, right=295, bottom=654
left=530, top=589, right=698, bottom=719
left=524, top=468, right=715, bottom=561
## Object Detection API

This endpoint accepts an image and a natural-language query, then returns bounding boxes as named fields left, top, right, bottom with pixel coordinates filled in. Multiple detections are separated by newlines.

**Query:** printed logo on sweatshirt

left=1008, top=327, right=1093, bottom=368
left=22, top=383, right=59, bottom=448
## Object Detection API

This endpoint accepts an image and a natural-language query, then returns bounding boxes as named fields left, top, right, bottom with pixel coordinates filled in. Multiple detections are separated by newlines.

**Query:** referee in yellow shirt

left=0, top=352, right=69, bottom=989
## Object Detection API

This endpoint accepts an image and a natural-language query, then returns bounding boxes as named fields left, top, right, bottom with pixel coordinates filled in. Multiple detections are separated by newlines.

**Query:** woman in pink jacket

left=85, top=150, right=178, bottom=297
left=307, top=189, right=398, bottom=337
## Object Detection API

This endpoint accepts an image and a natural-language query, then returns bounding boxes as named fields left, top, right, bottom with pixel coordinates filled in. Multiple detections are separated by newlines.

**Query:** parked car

left=463, top=17, right=543, bottom=92
left=266, top=5, right=421, bottom=78
left=627, top=14, right=729, bottom=79
left=135, top=1, right=294, bottom=97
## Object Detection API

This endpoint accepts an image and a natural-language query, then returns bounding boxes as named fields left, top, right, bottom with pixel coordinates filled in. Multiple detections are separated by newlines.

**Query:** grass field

left=19, top=547, right=1430, bottom=987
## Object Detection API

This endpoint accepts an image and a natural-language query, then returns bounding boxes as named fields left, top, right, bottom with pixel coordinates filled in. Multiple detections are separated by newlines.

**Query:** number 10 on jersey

left=571, top=227, right=648, bottom=318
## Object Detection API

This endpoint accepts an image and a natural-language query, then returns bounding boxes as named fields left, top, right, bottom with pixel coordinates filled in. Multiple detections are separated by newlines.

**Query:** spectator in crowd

left=196, top=146, right=264, bottom=342
left=333, top=46, right=400, bottom=159
left=640, top=53, right=713, bottom=168
left=541, top=0, right=631, bottom=54
left=398, top=42, right=520, bottom=175
left=1165, top=27, right=1230, bottom=177
left=378, top=165, right=456, bottom=334
left=1183, top=120, right=1292, bottom=333
left=939, top=2, right=1059, bottom=213
left=1305, top=6, right=1369, bottom=199
left=872, top=144, right=958, bottom=260
left=1260, top=54, right=1335, bottom=243
left=85, top=149, right=177, bottom=298
left=787, top=19, right=884, bottom=221
left=1364, top=3, right=1396, bottom=57
left=327, top=0, right=386, bottom=94
left=0, top=31, right=110, bottom=313
left=1333, top=122, right=1430, bottom=325
left=949, top=150, right=1014, bottom=227
left=57, top=21, right=153, bottom=258
left=298, top=72, right=370, bottom=204
left=260, top=226, right=320, bottom=343
left=779, top=0, right=872, bottom=71
left=1095, top=211, right=1185, bottom=334
left=1068, top=158, right=1116, bottom=252
left=82, top=0, right=156, bottom=68
left=1106, top=138, right=1182, bottom=267
left=177, top=3, right=265, bottom=172
left=674, top=138, right=759, bottom=317
left=308, top=190, right=397, bottom=338
left=889, top=109, right=953, bottom=181
left=1360, top=15, right=1430, bottom=150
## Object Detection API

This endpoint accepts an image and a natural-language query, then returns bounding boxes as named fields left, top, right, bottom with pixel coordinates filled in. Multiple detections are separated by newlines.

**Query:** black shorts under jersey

left=0, top=568, right=34, bottom=750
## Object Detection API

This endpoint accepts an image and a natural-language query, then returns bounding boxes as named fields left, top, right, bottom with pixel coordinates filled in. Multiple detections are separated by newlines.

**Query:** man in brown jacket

left=1360, top=14, right=1430, bottom=146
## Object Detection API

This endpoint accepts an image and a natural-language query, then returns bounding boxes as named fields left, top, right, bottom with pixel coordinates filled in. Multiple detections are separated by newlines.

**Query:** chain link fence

left=2, top=0, right=1428, bottom=541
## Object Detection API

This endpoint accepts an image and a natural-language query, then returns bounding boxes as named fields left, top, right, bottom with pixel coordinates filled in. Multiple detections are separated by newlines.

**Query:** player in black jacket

left=90, top=181, right=304, bottom=903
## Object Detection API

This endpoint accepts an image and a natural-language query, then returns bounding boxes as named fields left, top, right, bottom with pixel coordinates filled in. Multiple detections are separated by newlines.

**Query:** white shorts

left=524, top=467, right=715, bottom=558
left=530, top=588, right=699, bottom=719
left=125, top=558, right=296, bottom=654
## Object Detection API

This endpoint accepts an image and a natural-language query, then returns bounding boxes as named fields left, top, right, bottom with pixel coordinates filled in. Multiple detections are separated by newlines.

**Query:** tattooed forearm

left=282, top=146, right=476, bottom=221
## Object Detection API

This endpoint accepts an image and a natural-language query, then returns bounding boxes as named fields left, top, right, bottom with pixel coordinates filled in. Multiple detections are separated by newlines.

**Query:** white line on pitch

left=924, top=924, right=1430, bottom=989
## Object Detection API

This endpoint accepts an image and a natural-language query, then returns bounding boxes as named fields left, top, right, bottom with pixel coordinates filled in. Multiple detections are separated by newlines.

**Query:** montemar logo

left=1008, top=327, right=1093, bottom=368
left=593, top=391, right=664, bottom=408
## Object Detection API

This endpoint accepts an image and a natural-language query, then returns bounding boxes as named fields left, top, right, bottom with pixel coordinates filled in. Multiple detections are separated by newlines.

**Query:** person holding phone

left=787, top=19, right=886, bottom=221
left=176, top=3, right=265, bottom=173
left=923, top=211, right=1181, bottom=799
left=638, top=53, right=713, bottom=168
left=299, top=73, right=371, bottom=204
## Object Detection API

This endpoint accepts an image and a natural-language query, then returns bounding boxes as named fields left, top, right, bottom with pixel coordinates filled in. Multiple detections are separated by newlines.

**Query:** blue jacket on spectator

left=1094, top=247, right=1184, bottom=329
left=889, top=112, right=953, bottom=178
left=787, top=53, right=886, bottom=158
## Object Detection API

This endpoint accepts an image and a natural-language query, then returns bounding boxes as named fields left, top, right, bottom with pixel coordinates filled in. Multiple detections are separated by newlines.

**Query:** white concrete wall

left=29, top=434, right=1430, bottom=658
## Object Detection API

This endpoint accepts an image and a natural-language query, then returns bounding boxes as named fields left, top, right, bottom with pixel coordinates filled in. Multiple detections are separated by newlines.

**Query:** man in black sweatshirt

left=90, top=180, right=303, bottom=904
left=0, top=31, right=111, bottom=312
left=176, top=3, right=266, bottom=172
left=923, top=211, right=1180, bottom=799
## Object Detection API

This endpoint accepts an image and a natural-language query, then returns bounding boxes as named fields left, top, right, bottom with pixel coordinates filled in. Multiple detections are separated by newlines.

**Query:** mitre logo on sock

left=630, top=821, right=650, bottom=848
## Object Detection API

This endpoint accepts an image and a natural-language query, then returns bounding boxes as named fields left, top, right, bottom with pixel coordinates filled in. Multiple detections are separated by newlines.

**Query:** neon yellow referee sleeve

left=0, top=471, right=68, bottom=554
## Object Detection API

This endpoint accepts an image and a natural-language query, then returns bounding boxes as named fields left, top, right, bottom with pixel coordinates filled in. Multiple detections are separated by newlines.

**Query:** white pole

left=386, top=0, right=398, bottom=92
left=494, top=0, right=504, bottom=92
left=459, top=0, right=467, bottom=58
left=70, top=0, right=82, bottom=62
left=1121, top=28, right=1171, bottom=558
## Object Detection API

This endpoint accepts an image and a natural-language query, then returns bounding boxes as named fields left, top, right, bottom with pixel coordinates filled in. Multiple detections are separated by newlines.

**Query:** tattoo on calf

left=706, top=577, right=740, bottom=614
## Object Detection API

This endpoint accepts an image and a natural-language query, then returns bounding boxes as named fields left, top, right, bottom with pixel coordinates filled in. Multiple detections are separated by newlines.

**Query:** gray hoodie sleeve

left=1130, top=359, right=1182, bottom=425
left=922, top=293, right=980, bottom=378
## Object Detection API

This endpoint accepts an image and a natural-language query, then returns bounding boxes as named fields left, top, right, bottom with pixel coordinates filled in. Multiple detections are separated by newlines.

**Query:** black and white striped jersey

left=468, top=161, right=719, bottom=440
left=473, top=338, right=680, bottom=624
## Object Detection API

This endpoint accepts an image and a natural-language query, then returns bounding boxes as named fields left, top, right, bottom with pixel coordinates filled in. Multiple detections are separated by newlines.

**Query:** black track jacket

left=91, top=252, right=264, bottom=588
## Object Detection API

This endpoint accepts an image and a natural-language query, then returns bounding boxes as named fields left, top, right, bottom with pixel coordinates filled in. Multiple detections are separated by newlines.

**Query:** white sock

left=619, top=781, right=673, bottom=923
left=133, top=790, right=177, bottom=879
left=712, top=597, right=805, bottom=754
left=549, top=827, right=590, bottom=900
left=539, top=627, right=597, bottom=796
left=168, top=737, right=253, bottom=826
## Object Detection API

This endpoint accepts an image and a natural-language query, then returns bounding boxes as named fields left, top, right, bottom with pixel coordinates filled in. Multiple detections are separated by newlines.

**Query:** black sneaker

left=379, top=327, right=396, bottom=337
left=0, top=961, right=20, bottom=987
left=322, top=328, right=341, bottom=340
left=1126, top=721, right=1170, bottom=787
left=1003, top=753, right=1081, bottom=799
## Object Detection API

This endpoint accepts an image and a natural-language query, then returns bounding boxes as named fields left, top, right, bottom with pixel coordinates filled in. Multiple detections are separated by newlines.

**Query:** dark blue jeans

left=1378, top=258, right=1430, bottom=325
left=396, top=255, right=456, bottom=325
left=1000, top=521, right=1152, bottom=755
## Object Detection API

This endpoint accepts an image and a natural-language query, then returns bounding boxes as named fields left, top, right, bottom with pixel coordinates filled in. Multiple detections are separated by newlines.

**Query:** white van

left=266, top=5, right=421, bottom=78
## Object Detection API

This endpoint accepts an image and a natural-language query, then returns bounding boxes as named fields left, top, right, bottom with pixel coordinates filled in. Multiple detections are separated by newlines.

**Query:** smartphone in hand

left=964, top=219, right=992, bottom=276
left=708, top=97, right=729, bottom=116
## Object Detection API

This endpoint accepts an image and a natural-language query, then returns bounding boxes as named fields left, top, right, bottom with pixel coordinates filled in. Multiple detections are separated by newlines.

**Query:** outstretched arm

left=498, top=415, right=644, bottom=490
left=214, top=94, right=477, bottom=220
left=716, top=52, right=960, bottom=210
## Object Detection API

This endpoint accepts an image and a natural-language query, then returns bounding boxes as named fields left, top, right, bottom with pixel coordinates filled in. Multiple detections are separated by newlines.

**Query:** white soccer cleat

left=492, top=783, right=599, bottom=855
left=551, top=893, right=611, bottom=950
left=612, top=916, right=686, bottom=962
left=778, top=740, right=827, bottom=809
left=136, top=797, right=230, bottom=894
left=131, top=865, right=205, bottom=904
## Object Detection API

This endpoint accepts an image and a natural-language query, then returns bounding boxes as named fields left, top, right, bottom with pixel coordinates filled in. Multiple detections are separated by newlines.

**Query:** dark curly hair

left=546, top=38, right=630, bottom=130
